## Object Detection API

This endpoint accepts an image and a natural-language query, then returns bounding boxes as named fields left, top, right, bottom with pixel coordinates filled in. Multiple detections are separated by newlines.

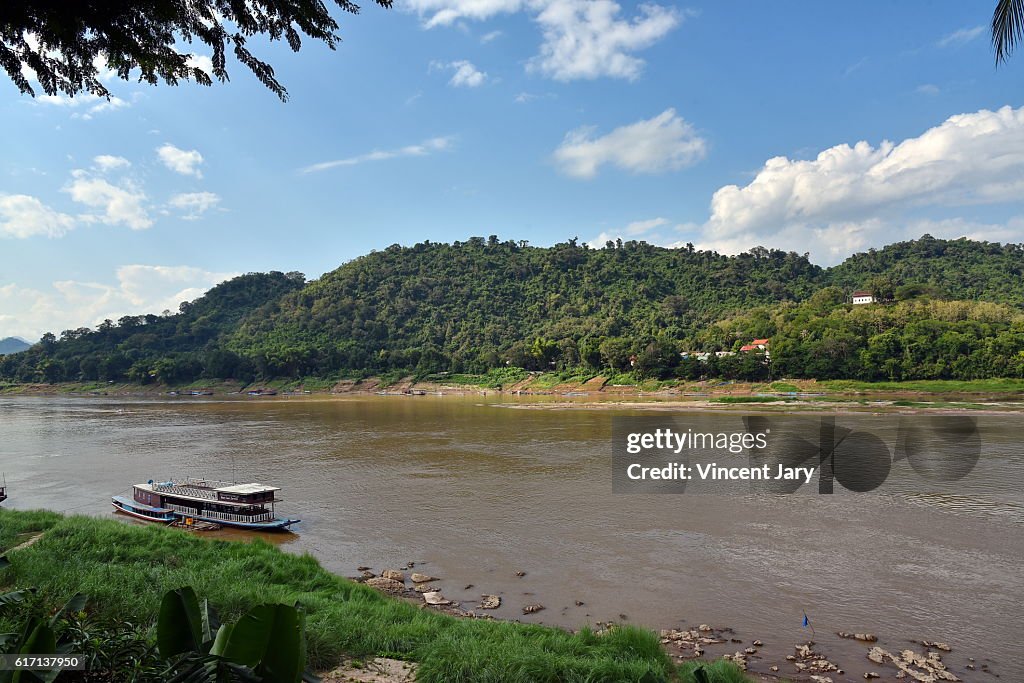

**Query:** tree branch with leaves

left=0, top=0, right=391, bottom=102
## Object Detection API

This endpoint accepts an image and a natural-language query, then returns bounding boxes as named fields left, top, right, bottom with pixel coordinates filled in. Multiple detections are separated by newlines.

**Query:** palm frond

left=993, top=0, right=1024, bottom=64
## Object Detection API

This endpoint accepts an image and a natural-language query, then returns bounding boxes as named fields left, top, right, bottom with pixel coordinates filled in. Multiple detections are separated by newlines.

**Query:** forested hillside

left=228, top=238, right=822, bottom=376
left=2, top=235, right=1024, bottom=385
left=828, top=235, right=1024, bottom=303
left=0, top=271, right=304, bottom=384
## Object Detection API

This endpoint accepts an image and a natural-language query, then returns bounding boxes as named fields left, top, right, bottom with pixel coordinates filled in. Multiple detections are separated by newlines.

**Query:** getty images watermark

left=611, top=415, right=983, bottom=494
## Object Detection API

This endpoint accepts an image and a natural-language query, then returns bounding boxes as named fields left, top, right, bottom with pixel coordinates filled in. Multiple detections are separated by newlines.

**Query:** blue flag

left=802, top=613, right=809, bottom=627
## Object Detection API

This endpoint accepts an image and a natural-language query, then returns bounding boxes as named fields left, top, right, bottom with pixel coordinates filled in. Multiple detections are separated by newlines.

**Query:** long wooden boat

left=112, top=478, right=299, bottom=531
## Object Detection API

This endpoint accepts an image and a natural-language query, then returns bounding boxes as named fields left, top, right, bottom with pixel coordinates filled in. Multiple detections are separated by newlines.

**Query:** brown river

left=1, top=394, right=1021, bottom=681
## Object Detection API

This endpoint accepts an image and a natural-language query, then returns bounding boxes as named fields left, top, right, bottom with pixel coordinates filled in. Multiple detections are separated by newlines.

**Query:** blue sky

left=1, top=1, right=1022, bottom=339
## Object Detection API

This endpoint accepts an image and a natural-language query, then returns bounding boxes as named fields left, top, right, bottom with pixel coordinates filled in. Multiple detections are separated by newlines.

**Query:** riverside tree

left=0, top=0, right=391, bottom=102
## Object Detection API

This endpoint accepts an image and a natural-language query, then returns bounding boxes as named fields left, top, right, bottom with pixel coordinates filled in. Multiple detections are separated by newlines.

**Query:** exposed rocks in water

left=791, top=643, right=840, bottom=676
left=837, top=631, right=878, bottom=642
left=412, top=583, right=434, bottom=593
left=515, top=571, right=526, bottom=577
left=478, top=595, right=501, bottom=610
left=753, top=639, right=763, bottom=646
left=410, top=573, right=437, bottom=584
left=574, top=600, right=584, bottom=606
left=361, top=570, right=376, bottom=579
left=356, top=566, right=371, bottom=572
left=381, top=569, right=405, bottom=582
left=922, top=641, right=952, bottom=652
left=659, top=626, right=728, bottom=660
left=365, top=577, right=405, bottom=593
left=866, top=646, right=960, bottom=682
left=722, top=651, right=748, bottom=671
left=463, top=584, right=474, bottom=590
left=422, top=591, right=451, bottom=606
left=809, top=676, right=833, bottom=683
left=522, top=604, right=544, bottom=614
left=864, top=674, right=880, bottom=680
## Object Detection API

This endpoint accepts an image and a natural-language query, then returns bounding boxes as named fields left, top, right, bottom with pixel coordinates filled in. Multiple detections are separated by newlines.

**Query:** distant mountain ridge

left=1, top=235, right=1023, bottom=383
left=0, top=337, right=30, bottom=355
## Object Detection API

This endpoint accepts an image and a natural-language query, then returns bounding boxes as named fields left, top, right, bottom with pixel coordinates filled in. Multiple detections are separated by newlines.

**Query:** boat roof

left=215, top=483, right=280, bottom=494
left=137, top=478, right=280, bottom=494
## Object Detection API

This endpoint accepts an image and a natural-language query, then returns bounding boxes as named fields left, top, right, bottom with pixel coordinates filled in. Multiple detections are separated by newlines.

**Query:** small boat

left=112, top=478, right=299, bottom=531
left=111, top=495, right=175, bottom=522
left=0, top=473, right=6, bottom=504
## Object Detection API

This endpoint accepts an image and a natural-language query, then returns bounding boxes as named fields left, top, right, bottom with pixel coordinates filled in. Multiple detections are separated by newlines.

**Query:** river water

left=1, top=395, right=1021, bottom=681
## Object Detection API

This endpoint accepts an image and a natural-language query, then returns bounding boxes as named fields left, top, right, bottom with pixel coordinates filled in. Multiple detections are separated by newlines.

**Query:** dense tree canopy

left=0, top=0, right=390, bottom=101
left=3, top=236, right=1024, bottom=385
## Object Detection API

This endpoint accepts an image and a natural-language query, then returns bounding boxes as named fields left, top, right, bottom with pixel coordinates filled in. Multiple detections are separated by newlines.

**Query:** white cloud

left=36, top=93, right=129, bottom=119
left=186, top=54, right=214, bottom=75
left=481, top=29, right=503, bottom=43
left=553, top=108, right=706, bottom=178
left=585, top=217, right=670, bottom=247
left=405, top=0, right=524, bottom=28
left=93, top=155, right=131, bottom=172
left=300, top=136, right=453, bottom=173
left=405, top=0, right=681, bottom=81
left=0, top=194, right=76, bottom=238
left=937, top=25, right=984, bottom=48
left=690, top=105, right=1024, bottom=263
left=528, top=0, right=681, bottom=81
left=916, top=83, right=940, bottom=96
left=623, top=216, right=669, bottom=235
left=65, top=170, right=152, bottom=230
left=0, top=266, right=236, bottom=340
left=168, top=191, right=221, bottom=220
left=435, top=59, right=488, bottom=87
left=157, top=143, right=204, bottom=178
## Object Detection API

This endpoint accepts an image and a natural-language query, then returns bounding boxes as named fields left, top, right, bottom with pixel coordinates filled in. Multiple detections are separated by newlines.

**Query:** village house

left=738, top=338, right=770, bottom=357
left=851, top=290, right=875, bottom=305
left=680, top=351, right=736, bottom=362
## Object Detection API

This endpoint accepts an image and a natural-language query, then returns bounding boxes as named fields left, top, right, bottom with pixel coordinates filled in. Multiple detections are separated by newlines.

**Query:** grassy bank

left=819, top=378, right=1024, bottom=394
left=0, top=509, right=748, bottom=682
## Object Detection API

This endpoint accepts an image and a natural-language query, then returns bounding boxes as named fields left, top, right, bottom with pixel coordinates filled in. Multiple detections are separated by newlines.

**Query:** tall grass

left=821, top=378, right=1024, bottom=394
left=0, top=508, right=61, bottom=552
left=0, top=512, right=737, bottom=682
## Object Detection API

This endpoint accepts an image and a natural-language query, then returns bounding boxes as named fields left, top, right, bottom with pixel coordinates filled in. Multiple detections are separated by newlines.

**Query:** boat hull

left=111, top=496, right=175, bottom=522
left=183, top=514, right=299, bottom=530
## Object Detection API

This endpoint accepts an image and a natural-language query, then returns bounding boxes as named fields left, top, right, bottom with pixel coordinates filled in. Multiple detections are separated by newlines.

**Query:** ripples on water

left=0, top=396, right=1021, bottom=679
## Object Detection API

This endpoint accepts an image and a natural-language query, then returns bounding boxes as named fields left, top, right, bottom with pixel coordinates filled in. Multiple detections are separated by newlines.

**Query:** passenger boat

left=112, top=478, right=299, bottom=530
left=0, top=485, right=6, bottom=504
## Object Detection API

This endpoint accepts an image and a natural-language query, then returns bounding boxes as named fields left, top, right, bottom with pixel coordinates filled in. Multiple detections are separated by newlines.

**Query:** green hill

left=2, top=235, right=1024, bottom=385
